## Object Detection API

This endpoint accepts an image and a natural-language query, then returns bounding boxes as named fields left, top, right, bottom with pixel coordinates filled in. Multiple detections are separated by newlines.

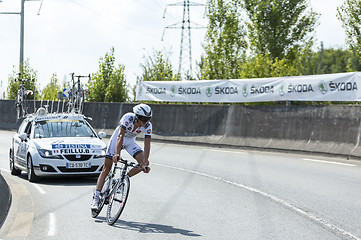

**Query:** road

left=1, top=129, right=361, bottom=239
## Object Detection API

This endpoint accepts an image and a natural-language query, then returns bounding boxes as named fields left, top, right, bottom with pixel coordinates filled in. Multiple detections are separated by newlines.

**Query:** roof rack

left=15, top=72, right=91, bottom=120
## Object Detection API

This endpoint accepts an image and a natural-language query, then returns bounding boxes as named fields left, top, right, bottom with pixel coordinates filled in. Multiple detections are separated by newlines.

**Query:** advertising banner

left=135, top=72, right=361, bottom=103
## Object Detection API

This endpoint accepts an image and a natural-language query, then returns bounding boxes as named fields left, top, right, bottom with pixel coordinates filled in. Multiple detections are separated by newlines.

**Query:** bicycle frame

left=106, top=159, right=137, bottom=197
left=91, top=158, right=139, bottom=222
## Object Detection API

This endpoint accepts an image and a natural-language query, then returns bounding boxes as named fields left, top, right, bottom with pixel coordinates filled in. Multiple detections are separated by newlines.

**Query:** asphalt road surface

left=1, top=129, right=361, bottom=240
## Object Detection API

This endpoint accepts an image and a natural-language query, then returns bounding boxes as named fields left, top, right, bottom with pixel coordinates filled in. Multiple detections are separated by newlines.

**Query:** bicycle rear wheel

left=16, top=103, right=22, bottom=119
left=91, top=175, right=113, bottom=218
left=106, top=175, right=130, bottom=225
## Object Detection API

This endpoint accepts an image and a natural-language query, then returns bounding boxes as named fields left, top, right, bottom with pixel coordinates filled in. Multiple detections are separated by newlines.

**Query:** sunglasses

left=138, top=116, right=151, bottom=123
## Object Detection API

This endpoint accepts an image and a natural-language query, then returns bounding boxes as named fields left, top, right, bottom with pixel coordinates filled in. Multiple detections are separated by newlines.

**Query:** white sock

left=95, top=190, right=100, bottom=198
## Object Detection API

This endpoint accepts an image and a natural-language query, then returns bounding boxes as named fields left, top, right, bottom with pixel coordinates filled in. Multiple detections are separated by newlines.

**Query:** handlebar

left=115, top=156, right=149, bottom=172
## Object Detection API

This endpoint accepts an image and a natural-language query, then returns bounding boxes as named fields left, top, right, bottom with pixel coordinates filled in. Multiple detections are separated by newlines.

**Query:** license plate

left=66, top=162, right=91, bottom=169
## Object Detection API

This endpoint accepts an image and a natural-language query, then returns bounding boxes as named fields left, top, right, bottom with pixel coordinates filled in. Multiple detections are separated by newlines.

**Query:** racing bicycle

left=91, top=158, right=140, bottom=225
left=68, top=73, right=90, bottom=114
left=15, top=73, right=34, bottom=119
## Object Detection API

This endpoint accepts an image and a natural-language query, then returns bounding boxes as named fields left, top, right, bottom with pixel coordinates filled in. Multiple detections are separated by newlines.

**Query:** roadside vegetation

left=5, top=0, right=361, bottom=104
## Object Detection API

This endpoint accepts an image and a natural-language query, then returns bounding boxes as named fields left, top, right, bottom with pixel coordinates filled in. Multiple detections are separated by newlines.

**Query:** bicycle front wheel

left=91, top=175, right=113, bottom=218
left=106, top=175, right=130, bottom=225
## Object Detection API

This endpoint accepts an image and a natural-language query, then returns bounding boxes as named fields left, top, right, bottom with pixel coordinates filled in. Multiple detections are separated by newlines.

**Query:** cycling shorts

left=105, top=126, right=143, bottom=159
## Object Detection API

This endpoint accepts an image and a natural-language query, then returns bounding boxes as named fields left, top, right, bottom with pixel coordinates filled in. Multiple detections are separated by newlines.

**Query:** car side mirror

left=18, top=133, right=28, bottom=141
left=98, top=132, right=106, bottom=139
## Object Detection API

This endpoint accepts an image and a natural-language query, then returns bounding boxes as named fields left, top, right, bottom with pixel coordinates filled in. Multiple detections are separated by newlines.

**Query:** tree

left=7, top=59, right=40, bottom=100
left=88, top=47, right=129, bottom=102
left=240, top=54, right=301, bottom=78
left=244, top=0, right=318, bottom=62
left=134, top=50, right=180, bottom=101
left=41, top=73, right=62, bottom=100
left=337, top=0, right=361, bottom=70
left=137, top=50, right=181, bottom=82
left=200, top=0, right=247, bottom=80
left=298, top=42, right=357, bottom=74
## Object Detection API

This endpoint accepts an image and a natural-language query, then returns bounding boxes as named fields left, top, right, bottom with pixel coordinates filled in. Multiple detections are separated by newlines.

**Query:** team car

left=9, top=108, right=107, bottom=182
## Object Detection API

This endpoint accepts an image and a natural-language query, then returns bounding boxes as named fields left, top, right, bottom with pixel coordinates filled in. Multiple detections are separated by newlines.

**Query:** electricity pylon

left=162, top=0, right=205, bottom=78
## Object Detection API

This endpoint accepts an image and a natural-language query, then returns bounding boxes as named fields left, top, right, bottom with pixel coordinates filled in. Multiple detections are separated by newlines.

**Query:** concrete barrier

left=1, top=100, right=361, bottom=159
left=0, top=172, right=11, bottom=228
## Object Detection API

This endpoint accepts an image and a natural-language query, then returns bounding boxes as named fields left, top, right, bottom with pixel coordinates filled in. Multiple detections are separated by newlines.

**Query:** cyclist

left=91, top=103, right=152, bottom=210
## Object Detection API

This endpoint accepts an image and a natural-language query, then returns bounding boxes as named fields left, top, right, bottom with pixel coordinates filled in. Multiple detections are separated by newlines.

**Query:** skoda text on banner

left=135, top=72, right=361, bottom=103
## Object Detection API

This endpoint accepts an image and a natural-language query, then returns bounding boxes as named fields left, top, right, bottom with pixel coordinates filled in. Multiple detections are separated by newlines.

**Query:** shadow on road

left=95, top=217, right=201, bottom=237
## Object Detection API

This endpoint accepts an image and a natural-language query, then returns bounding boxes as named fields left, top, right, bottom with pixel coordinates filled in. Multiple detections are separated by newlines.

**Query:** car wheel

left=27, top=155, right=39, bottom=182
left=9, top=148, right=21, bottom=176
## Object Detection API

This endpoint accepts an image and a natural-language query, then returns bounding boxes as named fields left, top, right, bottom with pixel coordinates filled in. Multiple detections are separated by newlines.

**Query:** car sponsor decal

left=35, top=115, right=84, bottom=122
left=52, top=144, right=102, bottom=155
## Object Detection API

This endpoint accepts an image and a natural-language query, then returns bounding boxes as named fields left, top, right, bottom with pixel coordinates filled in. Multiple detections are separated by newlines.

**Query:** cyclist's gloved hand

left=140, top=162, right=150, bottom=173
left=113, top=154, right=121, bottom=163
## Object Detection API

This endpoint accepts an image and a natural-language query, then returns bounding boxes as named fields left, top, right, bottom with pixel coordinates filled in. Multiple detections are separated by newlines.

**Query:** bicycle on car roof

left=15, top=72, right=35, bottom=119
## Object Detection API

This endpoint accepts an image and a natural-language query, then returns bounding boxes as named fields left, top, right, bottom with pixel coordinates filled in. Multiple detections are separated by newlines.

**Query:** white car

left=9, top=110, right=107, bottom=182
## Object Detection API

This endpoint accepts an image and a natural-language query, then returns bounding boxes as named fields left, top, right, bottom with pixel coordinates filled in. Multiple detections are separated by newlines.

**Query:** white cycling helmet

left=133, top=104, right=152, bottom=122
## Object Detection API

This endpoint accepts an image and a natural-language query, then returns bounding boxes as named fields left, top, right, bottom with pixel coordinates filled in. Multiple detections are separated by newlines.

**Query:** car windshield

left=34, top=120, right=96, bottom=138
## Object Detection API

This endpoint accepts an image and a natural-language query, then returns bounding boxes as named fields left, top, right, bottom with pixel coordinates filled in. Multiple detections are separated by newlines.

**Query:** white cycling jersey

left=120, top=113, right=152, bottom=139
left=106, top=113, right=152, bottom=158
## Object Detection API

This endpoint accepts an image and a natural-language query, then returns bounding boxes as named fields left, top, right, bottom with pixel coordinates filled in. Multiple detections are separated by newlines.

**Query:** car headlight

left=94, top=148, right=106, bottom=158
left=37, top=148, right=63, bottom=159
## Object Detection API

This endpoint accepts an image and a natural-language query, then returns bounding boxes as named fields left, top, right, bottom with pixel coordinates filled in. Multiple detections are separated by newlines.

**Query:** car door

left=14, top=120, right=26, bottom=165
left=14, top=120, right=31, bottom=167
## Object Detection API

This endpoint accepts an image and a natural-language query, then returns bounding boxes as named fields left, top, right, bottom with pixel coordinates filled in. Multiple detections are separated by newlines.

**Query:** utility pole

left=0, top=0, right=43, bottom=73
left=162, top=0, right=205, bottom=79
left=20, top=0, right=24, bottom=69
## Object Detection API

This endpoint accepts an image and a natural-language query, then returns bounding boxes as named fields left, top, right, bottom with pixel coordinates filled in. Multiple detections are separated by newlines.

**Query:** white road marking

left=32, top=183, right=46, bottom=194
left=206, top=149, right=248, bottom=154
left=48, top=213, right=56, bottom=236
left=153, top=162, right=361, bottom=240
left=302, top=158, right=356, bottom=167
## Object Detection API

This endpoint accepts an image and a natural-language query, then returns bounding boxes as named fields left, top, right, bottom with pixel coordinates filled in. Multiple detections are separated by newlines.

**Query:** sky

left=0, top=0, right=348, bottom=99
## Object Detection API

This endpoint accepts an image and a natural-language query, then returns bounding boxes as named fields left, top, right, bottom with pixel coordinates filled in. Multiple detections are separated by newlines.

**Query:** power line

left=162, top=0, right=205, bottom=78
left=68, top=0, right=159, bottom=39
